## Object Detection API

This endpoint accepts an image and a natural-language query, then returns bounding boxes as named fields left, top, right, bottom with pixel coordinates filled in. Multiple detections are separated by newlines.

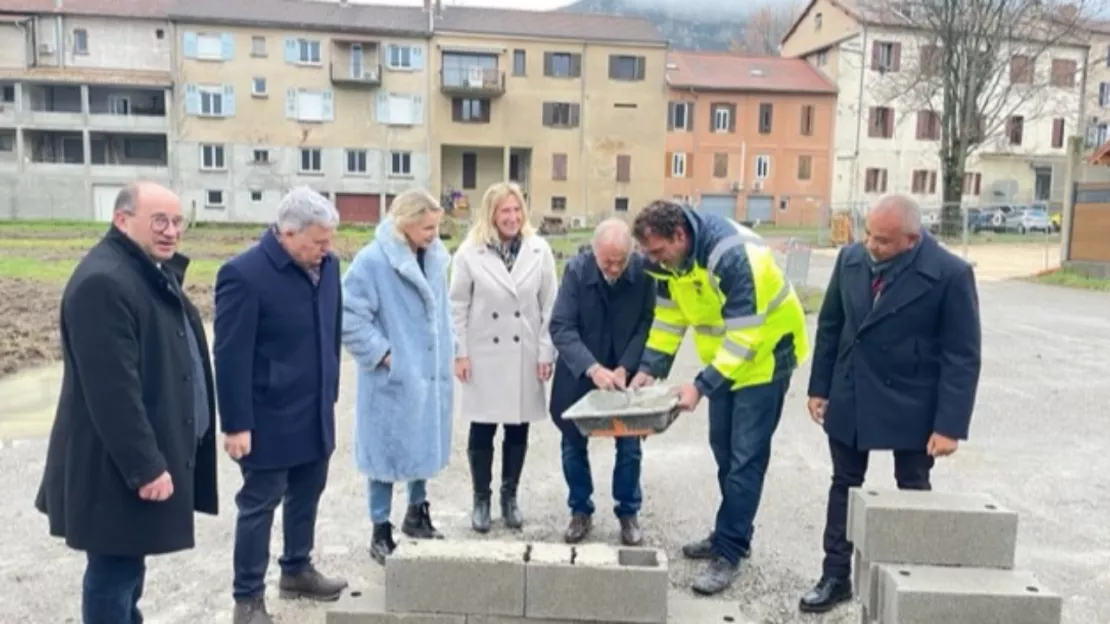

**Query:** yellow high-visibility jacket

left=639, top=207, right=810, bottom=396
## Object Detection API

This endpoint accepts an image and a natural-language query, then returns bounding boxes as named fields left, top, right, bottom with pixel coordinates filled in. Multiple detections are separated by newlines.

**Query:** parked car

left=1000, top=208, right=1053, bottom=234
left=970, top=205, right=1017, bottom=233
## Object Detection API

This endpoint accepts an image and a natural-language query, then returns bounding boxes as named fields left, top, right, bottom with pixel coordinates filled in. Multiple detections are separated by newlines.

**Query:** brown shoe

left=619, top=516, right=643, bottom=546
left=232, top=597, right=273, bottom=624
left=563, top=513, right=592, bottom=543
left=278, top=563, right=348, bottom=601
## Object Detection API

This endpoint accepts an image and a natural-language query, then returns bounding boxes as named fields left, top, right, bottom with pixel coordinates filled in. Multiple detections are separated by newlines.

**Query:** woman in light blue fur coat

left=340, top=188, right=454, bottom=566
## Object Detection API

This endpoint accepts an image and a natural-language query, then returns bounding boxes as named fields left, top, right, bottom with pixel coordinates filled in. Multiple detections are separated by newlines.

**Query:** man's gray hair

left=592, top=218, right=633, bottom=251
left=276, top=186, right=340, bottom=233
left=114, top=182, right=142, bottom=215
left=873, top=193, right=923, bottom=234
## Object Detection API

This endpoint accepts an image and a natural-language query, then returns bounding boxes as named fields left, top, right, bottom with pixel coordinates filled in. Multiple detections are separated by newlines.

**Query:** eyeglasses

left=151, top=213, right=189, bottom=234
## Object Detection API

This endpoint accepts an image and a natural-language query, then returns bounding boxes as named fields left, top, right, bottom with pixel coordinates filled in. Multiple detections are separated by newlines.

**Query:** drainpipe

left=579, top=40, right=588, bottom=222
left=851, top=25, right=869, bottom=211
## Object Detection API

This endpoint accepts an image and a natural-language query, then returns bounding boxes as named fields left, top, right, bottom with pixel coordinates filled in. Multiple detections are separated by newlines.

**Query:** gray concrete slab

left=326, top=586, right=464, bottom=624
left=384, top=540, right=525, bottom=617
left=0, top=273, right=1108, bottom=624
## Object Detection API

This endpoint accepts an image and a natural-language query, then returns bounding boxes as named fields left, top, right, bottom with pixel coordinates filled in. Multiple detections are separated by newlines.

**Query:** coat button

left=177, top=329, right=186, bottom=338
left=493, top=337, right=499, bottom=344
left=515, top=311, right=521, bottom=317
left=513, top=335, right=520, bottom=342
left=185, top=417, right=193, bottom=426
left=884, top=379, right=892, bottom=386
left=492, top=312, right=499, bottom=319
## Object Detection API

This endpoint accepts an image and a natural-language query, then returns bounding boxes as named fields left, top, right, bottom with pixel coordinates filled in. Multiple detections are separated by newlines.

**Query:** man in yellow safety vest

left=628, top=199, right=810, bottom=596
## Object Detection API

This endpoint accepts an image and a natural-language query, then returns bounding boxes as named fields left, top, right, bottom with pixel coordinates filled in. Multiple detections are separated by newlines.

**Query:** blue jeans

left=708, top=375, right=791, bottom=565
left=557, top=417, right=643, bottom=518
left=82, top=553, right=145, bottom=624
left=367, top=478, right=427, bottom=524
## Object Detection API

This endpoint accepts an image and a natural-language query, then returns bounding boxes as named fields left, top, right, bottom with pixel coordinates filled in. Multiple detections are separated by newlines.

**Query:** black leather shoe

left=798, top=576, right=853, bottom=613
left=369, top=522, right=396, bottom=566
left=563, top=514, right=592, bottom=543
left=500, top=444, right=528, bottom=529
left=619, top=516, right=643, bottom=546
left=468, top=448, right=494, bottom=533
left=402, top=501, right=444, bottom=539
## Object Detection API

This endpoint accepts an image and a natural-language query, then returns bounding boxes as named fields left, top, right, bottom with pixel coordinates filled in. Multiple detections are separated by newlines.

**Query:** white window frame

left=198, top=86, right=224, bottom=116
left=205, top=189, right=225, bottom=207
left=196, top=34, right=222, bottom=60
left=346, top=149, right=367, bottom=174
left=296, top=91, right=325, bottom=122
left=297, top=39, right=321, bottom=64
left=673, top=102, right=690, bottom=131
left=388, top=44, right=414, bottom=69
left=199, top=144, right=225, bottom=171
left=713, top=106, right=731, bottom=132
left=755, top=155, right=771, bottom=180
left=671, top=152, right=687, bottom=177
left=252, top=77, right=267, bottom=97
left=251, top=36, right=266, bottom=57
left=252, top=149, right=269, bottom=164
left=390, top=151, right=412, bottom=176
left=299, top=148, right=322, bottom=173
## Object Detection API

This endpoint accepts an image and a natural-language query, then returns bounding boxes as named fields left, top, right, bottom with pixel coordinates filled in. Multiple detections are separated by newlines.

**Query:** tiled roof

left=0, top=0, right=174, bottom=19
left=0, top=67, right=172, bottom=86
left=666, top=50, right=838, bottom=94
left=435, top=6, right=665, bottom=45
left=168, top=0, right=427, bottom=36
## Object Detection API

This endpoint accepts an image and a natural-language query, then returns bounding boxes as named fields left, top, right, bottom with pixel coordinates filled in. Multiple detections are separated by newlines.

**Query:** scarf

left=489, top=235, right=522, bottom=272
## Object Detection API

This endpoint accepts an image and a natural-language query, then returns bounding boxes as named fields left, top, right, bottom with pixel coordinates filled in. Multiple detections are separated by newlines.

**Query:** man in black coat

left=214, top=187, right=346, bottom=624
left=798, top=194, right=982, bottom=614
left=548, top=219, right=654, bottom=546
left=35, top=181, right=219, bottom=624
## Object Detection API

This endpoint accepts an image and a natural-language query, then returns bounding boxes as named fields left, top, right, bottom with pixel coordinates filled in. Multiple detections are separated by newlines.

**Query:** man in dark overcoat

left=798, top=194, right=982, bottom=614
left=35, top=181, right=219, bottom=624
left=213, top=187, right=346, bottom=624
left=548, top=218, right=655, bottom=547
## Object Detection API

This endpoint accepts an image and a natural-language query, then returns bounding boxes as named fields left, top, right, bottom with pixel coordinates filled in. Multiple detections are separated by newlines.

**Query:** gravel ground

left=1, top=262, right=1108, bottom=624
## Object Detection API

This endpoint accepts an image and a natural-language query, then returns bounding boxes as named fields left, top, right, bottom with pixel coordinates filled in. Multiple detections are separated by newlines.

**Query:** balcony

left=22, top=84, right=83, bottom=129
left=0, top=82, right=15, bottom=124
left=330, top=61, right=382, bottom=87
left=87, top=86, right=168, bottom=132
left=440, top=67, right=505, bottom=98
left=25, top=130, right=84, bottom=168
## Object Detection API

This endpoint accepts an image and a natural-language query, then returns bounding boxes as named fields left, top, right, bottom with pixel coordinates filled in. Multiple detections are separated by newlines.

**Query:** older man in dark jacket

left=798, top=194, right=982, bottom=614
left=35, top=181, right=219, bottom=624
left=214, top=187, right=346, bottom=624
left=549, top=218, right=655, bottom=546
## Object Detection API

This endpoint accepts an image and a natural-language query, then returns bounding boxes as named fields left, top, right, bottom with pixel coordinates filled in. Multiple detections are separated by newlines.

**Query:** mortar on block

left=562, top=384, right=680, bottom=438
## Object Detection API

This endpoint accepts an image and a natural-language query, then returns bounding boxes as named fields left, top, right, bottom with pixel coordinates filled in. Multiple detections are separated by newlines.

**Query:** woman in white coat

left=449, top=181, right=558, bottom=533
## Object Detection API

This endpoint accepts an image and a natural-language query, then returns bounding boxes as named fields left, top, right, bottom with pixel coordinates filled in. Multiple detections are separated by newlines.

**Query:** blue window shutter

left=1101, top=83, right=1108, bottom=106
left=322, top=90, right=334, bottom=121
left=185, top=84, right=199, bottom=115
left=223, top=84, right=236, bottom=117
left=412, top=94, right=423, bottom=125
left=411, top=45, right=424, bottom=70
left=182, top=31, right=198, bottom=59
left=286, top=88, right=298, bottom=119
left=375, top=92, right=390, bottom=124
left=221, top=33, right=235, bottom=60
left=285, top=38, right=298, bottom=63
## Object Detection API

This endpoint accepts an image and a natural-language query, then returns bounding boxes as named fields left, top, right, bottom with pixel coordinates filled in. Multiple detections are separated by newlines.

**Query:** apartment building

left=0, top=0, right=174, bottom=220
left=781, top=0, right=1088, bottom=210
left=1083, top=22, right=1110, bottom=151
left=664, top=51, right=836, bottom=226
left=169, top=0, right=431, bottom=223
left=427, top=7, right=668, bottom=223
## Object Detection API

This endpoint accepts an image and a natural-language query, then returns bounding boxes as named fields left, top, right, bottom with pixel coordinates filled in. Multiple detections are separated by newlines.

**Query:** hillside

left=558, top=0, right=745, bottom=51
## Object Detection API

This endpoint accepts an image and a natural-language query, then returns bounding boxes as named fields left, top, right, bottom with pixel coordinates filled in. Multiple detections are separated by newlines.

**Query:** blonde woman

left=448, top=182, right=558, bottom=533
left=341, top=188, right=454, bottom=565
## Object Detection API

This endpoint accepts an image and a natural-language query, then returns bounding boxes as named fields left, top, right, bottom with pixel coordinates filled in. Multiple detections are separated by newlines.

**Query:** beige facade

left=427, top=33, right=668, bottom=223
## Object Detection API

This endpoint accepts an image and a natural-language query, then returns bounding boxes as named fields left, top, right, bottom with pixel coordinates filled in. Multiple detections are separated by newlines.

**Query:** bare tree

left=865, top=0, right=1096, bottom=236
left=732, top=2, right=802, bottom=55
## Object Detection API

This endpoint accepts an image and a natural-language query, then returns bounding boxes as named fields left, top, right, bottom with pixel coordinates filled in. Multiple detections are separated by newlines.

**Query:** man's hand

left=138, top=471, right=174, bottom=502
left=224, top=431, right=252, bottom=460
left=614, top=366, right=628, bottom=387
left=927, top=433, right=959, bottom=457
left=674, top=383, right=702, bottom=412
left=537, top=362, right=553, bottom=382
left=589, top=365, right=624, bottom=391
left=628, top=371, right=655, bottom=390
left=807, top=397, right=829, bottom=425
left=454, top=357, right=471, bottom=383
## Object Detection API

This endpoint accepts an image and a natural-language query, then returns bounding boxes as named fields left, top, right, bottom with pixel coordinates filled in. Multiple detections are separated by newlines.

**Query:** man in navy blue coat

left=214, top=187, right=346, bottom=624
left=798, top=194, right=982, bottom=614
left=548, top=219, right=654, bottom=547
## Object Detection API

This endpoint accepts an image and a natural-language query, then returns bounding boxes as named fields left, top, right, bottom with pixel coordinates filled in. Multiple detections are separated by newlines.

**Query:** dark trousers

left=820, top=436, right=935, bottom=579
left=468, top=422, right=529, bottom=451
left=708, top=375, right=791, bottom=565
left=82, top=552, right=146, bottom=624
left=554, top=416, right=643, bottom=518
left=233, top=459, right=330, bottom=600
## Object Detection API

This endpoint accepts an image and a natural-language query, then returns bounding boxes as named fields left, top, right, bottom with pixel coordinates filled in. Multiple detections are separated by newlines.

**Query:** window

left=73, top=29, right=89, bottom=55
left=1010, top=55, right=1033, bottom=84
left=252, top=77, right=267, bottom=97
left=299, top=148, right=322, bottom=173
left=1051, top=118, right=1065, bottom=148
left=513, top=49, right=526, bottom=76
left=205, top=190, right=224, bottom=207
left=713, top=153, right=728, bottom=178
left=915, top=110, right=940, bottom=140
left=1008, top=115, right=1024, bottom=145
left=391, top=151, right=412, bottom=176
left=671, top=152, right=687, bottom=177
left=614, top=197, right=629, bottom=212
left=755, top=155, right=770, bottom=179
left=800, top=105, right=814, bottom=136
left=868, top=106, right=894, bottom=138
left=199, top=144, right=225, bottom=170
left=252, top=149, right=269, bottom=164
left=296, top=39, right=321, bottom=64
left=544, top=52, right=581, bottom=78
left=552, top=153, right=568, bottom=181
left=864, top=168, right=888, bottom=193
left=1100, top=83, right=1110, bottom=107
left=542, top=102, right=580, bottom=128
left=668, top=101, right=691, bottom=131
left=608, top=55, right=646, bottom=81
left=198, top=86, right=224, bottom=116
left=712, top=104, right=732, bottom=132
left=814, top=49, right=828, bottom=66
left=290, top=90, right=334, bottom=122
left=616, top=154, right=631, bottom=183
left=758, top=103, right=773, bottom=134
left=797, top=155, right=812, bottom=180
left=1, top=85, right=13, bottom=103
left=963, top=172, right=982, bottom=195
left=346, top=149, right=367, bottom=174
left=551, top=196, right=567, bottom=211
left=156, top=29, right=164, bottom=40
left=1050, top=59, right=1077, bottom=88
left=452, top=98, right=490, bottom=123
left=911, top=169, right=937, bottom=194
left=870, top=41, right=900, bottom=72
left=461, top=152, right=477, bottom=189
left=815, top=12, right=823, bottom=29
left=250, top=190, right=263, bottom=202
left=251, top=36, right=266, bottom=57
left=377, top=93, right=421, bottom=126
left=388, top=44, right=419, bottom=69
left=196, top=34, right=222, bottom=60
left=0, top=134, right=13, bottom=152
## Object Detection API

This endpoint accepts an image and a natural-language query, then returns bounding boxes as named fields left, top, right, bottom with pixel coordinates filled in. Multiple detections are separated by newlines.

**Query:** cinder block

left=325, top=586, right=465, bottom=624
left=385, top=539, right=526, bottom=617
left=524, top=542, right=668, bottom=623
left=853, top=548, right=876, bottom=615
left=877, top=564, right=1063, bottom=624
left=666, top=595, right=758, bottom=623
left=848, top=488, right=1018, bottom=568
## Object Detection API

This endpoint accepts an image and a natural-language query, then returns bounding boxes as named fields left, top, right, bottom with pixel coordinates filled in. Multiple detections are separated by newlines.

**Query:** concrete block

left=325, top=586, right=465, bottom=624
left=666, top=595, right=758, bottom=623
left=524, top=542, right=669, bottom=623
left=877, top=564, right=1063, bottom=624
left=852, top=548, right=879, bottom=616
left=848, top=488, right=1018, bottom=568
left=385, top=539, right=526, bottom=617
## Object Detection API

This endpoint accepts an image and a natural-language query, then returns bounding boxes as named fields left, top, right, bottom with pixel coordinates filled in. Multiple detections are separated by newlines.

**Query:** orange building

left=663, top=51, right=837, bottom=226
